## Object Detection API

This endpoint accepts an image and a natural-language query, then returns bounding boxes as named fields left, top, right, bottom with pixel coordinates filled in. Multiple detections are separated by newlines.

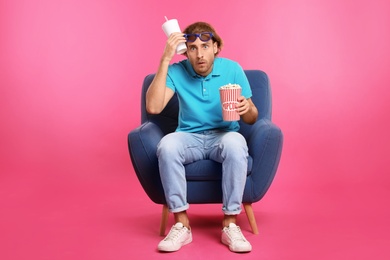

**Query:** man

left=146, top=21, right=258, bottom=253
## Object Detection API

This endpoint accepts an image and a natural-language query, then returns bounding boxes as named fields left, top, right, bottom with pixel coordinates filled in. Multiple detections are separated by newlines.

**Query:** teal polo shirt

left=166, top=57, right=252, bottom=133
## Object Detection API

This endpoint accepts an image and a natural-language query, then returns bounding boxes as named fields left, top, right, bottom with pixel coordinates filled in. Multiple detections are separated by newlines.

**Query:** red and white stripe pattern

left=219, top=84, right=242, bottom=121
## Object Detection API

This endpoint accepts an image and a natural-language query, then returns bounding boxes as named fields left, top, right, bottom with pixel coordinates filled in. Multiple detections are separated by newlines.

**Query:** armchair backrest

left=140, top=70, right=272, bottom=136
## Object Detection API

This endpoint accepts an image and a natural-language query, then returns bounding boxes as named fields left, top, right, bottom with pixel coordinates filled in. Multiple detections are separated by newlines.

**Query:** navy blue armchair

left=128, top=70, right=283, bottom=235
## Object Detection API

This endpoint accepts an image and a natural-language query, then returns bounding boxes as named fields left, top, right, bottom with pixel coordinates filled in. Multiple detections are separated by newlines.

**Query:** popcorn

left=219, top=83, right=242, bottom=89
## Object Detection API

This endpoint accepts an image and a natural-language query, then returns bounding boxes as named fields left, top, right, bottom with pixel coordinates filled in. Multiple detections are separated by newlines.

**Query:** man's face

left=186, top=38, right=218, bottom=77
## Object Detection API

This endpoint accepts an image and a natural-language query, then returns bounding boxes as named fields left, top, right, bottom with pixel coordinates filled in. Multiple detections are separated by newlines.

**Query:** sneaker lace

left=164, top=226, right=186, bottom=242
left=228, top=226, right=247, bottom=242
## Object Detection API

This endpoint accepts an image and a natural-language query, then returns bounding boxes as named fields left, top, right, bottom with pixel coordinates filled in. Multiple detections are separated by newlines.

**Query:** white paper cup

left=162, top=19, right=187, bottom=54
left=219, top=86, right=242, bottom=121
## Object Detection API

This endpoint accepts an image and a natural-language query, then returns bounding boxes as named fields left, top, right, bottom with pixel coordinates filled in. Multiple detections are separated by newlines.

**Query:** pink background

left=1, top=0, right=389, bottom=259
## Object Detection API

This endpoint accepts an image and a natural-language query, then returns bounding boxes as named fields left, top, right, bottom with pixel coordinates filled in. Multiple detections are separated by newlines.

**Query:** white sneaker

left=158, top=222, right=192, bottom=252
left=221, top=223, right=252, bottom=252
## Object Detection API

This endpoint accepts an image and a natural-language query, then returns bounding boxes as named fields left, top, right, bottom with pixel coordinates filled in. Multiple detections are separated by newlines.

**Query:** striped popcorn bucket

left=219, top=87, right=242, bottom=121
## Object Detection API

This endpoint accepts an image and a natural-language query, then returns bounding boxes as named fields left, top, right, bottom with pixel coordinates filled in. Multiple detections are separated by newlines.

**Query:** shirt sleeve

left=166, top=65, right=176, bottom=92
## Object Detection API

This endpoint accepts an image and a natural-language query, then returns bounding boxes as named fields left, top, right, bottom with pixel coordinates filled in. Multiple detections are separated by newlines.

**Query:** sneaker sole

left=221, top=238, right=252, bottom=253
left=158, top=235, right=192, bottom=252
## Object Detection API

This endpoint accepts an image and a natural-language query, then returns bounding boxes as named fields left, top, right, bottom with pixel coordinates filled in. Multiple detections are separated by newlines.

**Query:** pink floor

left=1, top=152, right=389, bottom=260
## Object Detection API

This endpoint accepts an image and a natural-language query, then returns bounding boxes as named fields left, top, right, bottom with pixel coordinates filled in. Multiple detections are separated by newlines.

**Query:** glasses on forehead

left=184, top=32, right=213, bottom=43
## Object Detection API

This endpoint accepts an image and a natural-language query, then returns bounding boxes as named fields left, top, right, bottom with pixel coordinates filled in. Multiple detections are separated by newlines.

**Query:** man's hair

left=183, top=21, right=223, bottom=56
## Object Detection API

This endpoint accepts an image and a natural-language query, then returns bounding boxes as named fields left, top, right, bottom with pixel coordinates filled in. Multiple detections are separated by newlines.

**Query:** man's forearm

left=145, top=58, right=171, bottom=114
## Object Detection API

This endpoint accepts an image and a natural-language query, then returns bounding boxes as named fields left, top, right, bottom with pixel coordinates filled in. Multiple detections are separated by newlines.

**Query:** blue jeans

left=156, top=130, right=248, bottom=215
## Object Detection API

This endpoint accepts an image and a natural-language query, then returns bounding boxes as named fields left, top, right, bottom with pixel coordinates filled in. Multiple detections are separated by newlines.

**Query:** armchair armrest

left=128, top=121, right=166, bottom=204
left=244, top=119, right=283, bottom=201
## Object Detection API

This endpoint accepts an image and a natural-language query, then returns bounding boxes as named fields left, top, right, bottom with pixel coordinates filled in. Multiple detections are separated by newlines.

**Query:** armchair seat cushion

left=184, top=156, right=253, bottom=181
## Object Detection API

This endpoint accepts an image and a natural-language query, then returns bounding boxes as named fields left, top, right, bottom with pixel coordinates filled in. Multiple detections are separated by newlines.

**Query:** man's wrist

left=160, top=56, right=172, bottom=64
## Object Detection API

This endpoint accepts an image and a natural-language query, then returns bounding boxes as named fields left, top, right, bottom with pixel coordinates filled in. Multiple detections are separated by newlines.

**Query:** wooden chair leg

left=243, top=203, right=259, bottom=234
left=159, top=205, right=169, bottom=236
